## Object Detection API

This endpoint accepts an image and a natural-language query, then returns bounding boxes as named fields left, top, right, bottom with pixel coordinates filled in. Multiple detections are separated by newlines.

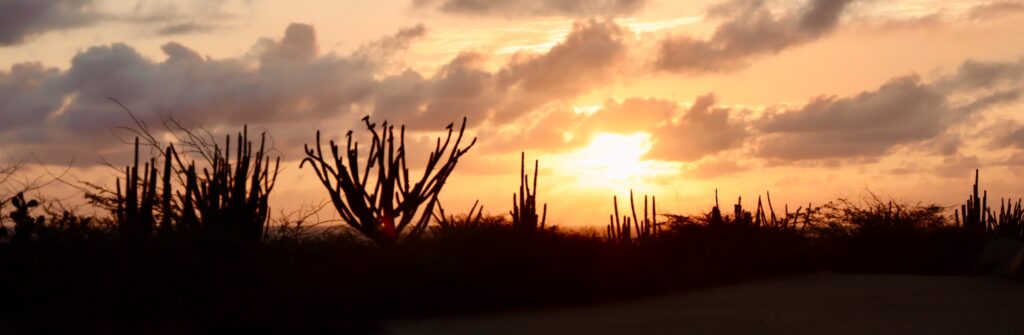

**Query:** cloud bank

left=0, top=20, right=630, bottom=164
left=0, top=0, right=97, bottom=46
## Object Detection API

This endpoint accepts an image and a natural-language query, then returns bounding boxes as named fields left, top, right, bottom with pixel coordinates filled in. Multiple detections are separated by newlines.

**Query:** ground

left=386, top=273, right=1024, bottom=335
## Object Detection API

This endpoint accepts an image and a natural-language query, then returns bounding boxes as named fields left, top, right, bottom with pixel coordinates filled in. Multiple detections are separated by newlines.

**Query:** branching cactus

left=511, top=152, right=546, bottom=233
left=302, top=116, right=475, bottom=246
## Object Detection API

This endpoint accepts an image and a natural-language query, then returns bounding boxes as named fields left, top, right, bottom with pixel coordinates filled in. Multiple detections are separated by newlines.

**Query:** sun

left=554, top=132, right=671, bottom=190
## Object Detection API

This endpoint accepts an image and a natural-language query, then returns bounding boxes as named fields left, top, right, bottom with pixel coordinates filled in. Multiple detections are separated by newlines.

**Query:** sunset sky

left=2, top=0, right=1024, bottom=227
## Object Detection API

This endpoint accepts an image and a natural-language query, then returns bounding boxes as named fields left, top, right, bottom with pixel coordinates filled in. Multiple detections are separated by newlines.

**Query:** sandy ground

left=385, top=274, right=1024, bottom=335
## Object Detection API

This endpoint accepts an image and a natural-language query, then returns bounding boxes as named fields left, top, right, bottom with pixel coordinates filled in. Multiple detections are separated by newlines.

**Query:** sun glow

left=555, top=132, right=673, bottom=190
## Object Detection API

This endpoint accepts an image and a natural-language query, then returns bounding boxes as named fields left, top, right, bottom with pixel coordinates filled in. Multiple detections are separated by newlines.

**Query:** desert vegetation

left=0, top=116, right=1020, bottom=333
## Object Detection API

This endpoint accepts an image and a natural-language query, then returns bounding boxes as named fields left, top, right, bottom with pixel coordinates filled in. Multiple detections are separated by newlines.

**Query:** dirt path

left=385, top=274, right=1024, bottom=335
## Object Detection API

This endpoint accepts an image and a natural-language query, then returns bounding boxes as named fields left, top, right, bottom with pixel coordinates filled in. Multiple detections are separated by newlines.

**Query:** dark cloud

left=754, top=57, right=1024, bottom=161
left=656, top=0, right=855, bottom=73
left=0, top=0, right=97, bottom=46
left=412, top=0, right=647, bottom=17
left=0, top=62, right=63, bottom=136
left=756, top=76, right=946, bottom=160
left=936, top=58, right=1024, bottom=92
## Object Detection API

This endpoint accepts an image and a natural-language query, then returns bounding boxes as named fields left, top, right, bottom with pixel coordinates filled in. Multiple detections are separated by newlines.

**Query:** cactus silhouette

left=9, top=193, right=43, bottom=243
left=512, top=152, right=546, bottom=233
left=302, top=116, right=475, bottom=246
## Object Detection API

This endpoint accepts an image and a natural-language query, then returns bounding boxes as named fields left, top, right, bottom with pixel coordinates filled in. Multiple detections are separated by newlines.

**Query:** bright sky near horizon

left=2, top=0, right=1024, bottom=227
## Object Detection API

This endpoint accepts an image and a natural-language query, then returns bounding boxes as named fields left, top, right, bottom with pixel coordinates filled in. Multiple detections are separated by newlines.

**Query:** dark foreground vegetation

left=0, top=118, right=1021, bottom=334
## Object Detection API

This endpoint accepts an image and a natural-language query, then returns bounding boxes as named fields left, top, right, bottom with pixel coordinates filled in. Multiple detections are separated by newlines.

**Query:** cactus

left=759, top=191, right=804, bottom=231
left=606, top=190, right=658, bottom=243
left=512, top=152, right=546, bottom=233
left=434, top=200, right=484, bottom=229
left=115, top=138, right=160, bottom=239
left=954, top=169, right=1023, bottom=239
left=8, top=193, right=44, bottom=243
left=159, top=146, right=174, bottom=234
left=709, top=189, right=723, bottom=226
left=957, top=169, right=987, bottom=234
left=176, top=126, right=280, bottom=242
left=109, top=125, right=279, bottom=242
left=302, top=116, right=475, bottom=246
left=732, top=196, right=753, bottom=225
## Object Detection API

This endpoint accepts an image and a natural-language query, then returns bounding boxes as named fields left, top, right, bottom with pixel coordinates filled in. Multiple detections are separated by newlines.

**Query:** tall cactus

left=956, top=169, right=988, bottom=234
left=607, top=190, right=658, bottom=243
left=991, top=198, right=1024, bottom=239
left=115, top=138, right=159, bottom=239
left=954, top=170, right=1024, bottom=240
left=176, top=126, right=280, bottom=242
left=512, top=152, right=547, bottom=233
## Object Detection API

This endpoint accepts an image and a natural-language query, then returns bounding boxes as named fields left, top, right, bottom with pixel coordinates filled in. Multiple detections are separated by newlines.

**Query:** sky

left=1, top=0, right=1024, bottom=227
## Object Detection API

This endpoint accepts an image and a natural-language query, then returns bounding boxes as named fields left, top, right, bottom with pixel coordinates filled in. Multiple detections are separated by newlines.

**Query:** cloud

left=494, top=19, right=628, bottom=121
left=372, top=19, right=628, bottom=129
left=936, top=58, right=1024, bottom=92
left=754, top=57, right=1024, bottom=161
left=156, top=22, right=217, bottom=36
left=0, top=23, right=383, bottom=163
left=0, top=0, right=97, bottom=46
left=482, top=93, right=750, bottom=160
left=374, top=52, right=501, bottom=130
left=579, top=98, right=675, bottom=135
left=412, top=0, right=647, bottom=17
left=498, top=94, right=747, bottom=159
left=0, top=62, right=64, bottom=137
left=354, top=24, right=427, bottom=60
left=933, top=154, right=982, bottom=178
left=483, top=109, right=582, bottom=152
left=126, top=0, right=253, bottom=36
left=683, top=157, right=750, bottom=179
left=755, top=76, right=945, bottom=160
left=646, top=94, right=749, bottom=161
left=967, top=1, right=1024, bottom=20
left=0, top=20, right=631, bottom=165
left=655, top=0, right=855, bottom=73
left=989, top=121, right=1024, bottom=150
